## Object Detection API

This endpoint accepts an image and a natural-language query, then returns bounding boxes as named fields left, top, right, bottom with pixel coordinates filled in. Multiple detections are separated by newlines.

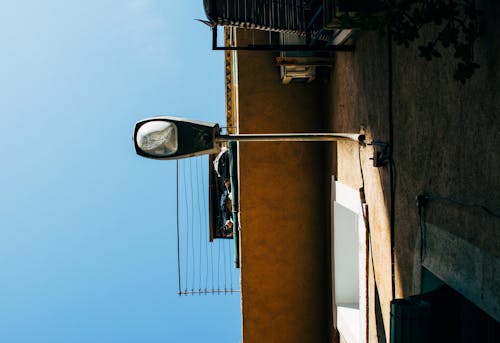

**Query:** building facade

left=218, top=1, right=500, bottom=342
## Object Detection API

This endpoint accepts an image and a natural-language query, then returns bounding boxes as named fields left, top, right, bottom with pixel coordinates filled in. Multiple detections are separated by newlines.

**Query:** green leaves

left=399, top=0, right=481, bottom=83
left=454, top=61, right=480, bottom=84
left=418, top=42, right=441, bottom=60
left=439, top=25, right=459, bottom=48
left=338, top=0, right=482, bottom=83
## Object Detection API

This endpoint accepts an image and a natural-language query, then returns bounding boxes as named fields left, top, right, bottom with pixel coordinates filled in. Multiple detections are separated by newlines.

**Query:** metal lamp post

left=134, top=116, right=365, bottom=160
left=133, top=115, right=365, bottom=268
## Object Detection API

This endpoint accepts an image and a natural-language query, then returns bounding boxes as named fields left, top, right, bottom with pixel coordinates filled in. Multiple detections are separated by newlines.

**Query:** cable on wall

left=387, top=27, right=396, bottom=302
left=417, top=192, right=500, bottom=261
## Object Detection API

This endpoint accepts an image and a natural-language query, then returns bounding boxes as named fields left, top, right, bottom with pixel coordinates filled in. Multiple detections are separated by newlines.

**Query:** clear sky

left=0, top=1, right=241, bottom=342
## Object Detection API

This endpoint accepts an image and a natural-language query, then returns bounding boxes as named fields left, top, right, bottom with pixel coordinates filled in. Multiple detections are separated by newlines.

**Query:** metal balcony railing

left=203, top=0, right=355, bottom=51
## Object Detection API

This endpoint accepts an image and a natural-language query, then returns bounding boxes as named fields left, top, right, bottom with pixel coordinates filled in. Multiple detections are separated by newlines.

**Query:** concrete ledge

left=422, top=223, right=500, bottom=321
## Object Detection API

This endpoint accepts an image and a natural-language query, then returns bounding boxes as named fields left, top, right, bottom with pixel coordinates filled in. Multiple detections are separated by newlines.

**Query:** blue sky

left=0, top=1, right=241, bottom=342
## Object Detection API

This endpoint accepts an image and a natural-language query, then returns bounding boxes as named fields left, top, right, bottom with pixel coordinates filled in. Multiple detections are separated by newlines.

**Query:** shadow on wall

left=374, top=283, right=387, bottom=343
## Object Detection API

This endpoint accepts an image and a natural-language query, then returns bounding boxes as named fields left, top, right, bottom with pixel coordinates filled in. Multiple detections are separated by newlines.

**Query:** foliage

left=337, top=0, right=483, bottom=83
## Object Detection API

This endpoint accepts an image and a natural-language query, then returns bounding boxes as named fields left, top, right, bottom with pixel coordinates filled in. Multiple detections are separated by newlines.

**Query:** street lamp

left=134, top=116, right=365, bottom=160
left=134, top=115, right=366, bottom=268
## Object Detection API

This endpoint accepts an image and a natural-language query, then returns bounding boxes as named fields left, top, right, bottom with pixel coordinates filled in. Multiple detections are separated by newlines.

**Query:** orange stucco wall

left=235, top=29, right=331, bottom=342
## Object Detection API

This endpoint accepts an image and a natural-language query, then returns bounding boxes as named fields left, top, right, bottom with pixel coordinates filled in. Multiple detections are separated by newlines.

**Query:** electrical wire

left=229, top=239, right=234, bottom=291
left=387, top=27, right=396, bottom=302
left=190, top=158, right=196, bottom=291
left=419, top=193, right=500, bottom=219
left=175, top=156, right=240, bottom=296
left=210, top=228, right=215, bottom=293
left=417, top=192, right=500, bottom=261
left=358, top=142, right=382, bottom=343
left=196, top=157, right=203, bottom=291
left=176, top=161, right=182, bottom=295
left=357, top=143, right=372, bottom=343
left=217, top=239, right=221, bottom=294
left=203, top=157, right=210, bottom=292
left=182, top=160, right=190, bottom=292
left=418, top=197, right=427, bottom=262
left=223, top=237, right=228, bottom=291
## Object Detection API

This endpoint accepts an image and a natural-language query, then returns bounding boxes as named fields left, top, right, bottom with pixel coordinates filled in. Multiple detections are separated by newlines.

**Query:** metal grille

left=204, top=0, right=324, bottom=35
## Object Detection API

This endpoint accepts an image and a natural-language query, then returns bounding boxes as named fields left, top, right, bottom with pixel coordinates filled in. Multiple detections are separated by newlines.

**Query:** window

left=332, top=179, right=367, bottom=343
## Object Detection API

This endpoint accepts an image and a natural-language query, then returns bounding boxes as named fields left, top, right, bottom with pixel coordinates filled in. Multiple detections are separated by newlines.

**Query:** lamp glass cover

left=136, top=120, right=178, bottom=157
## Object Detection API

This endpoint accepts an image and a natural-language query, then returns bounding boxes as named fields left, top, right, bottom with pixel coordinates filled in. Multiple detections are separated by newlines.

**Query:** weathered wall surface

left=328, top=0, right=500, bottom=341
left=327, top=30, right=393, bottom=342
left=234, top=1, right=500, bottom=340
left=235, top=29, right=331, bottom=343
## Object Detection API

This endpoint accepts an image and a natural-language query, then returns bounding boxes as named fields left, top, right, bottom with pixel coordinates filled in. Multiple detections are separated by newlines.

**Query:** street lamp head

left=133, top=116, right=221, bottom=160
left=134, top=115, right=366, bottom=160
left=136, top=120, right=178, bottom=157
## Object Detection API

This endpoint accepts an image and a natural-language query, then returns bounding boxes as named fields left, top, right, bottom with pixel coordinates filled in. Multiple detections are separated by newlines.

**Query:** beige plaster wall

left=327, top=0, right=500, bottom=340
